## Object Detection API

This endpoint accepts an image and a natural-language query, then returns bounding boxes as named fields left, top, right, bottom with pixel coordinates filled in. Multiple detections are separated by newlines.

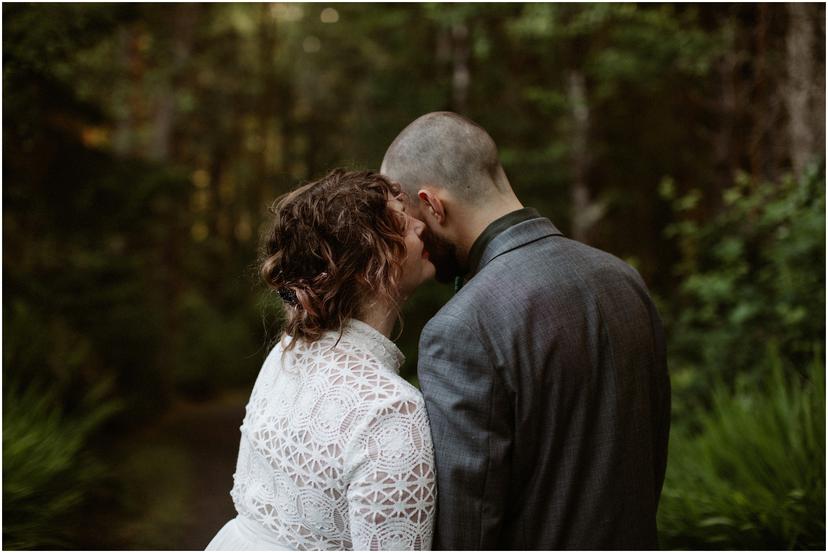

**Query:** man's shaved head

left=381, top=112, right=511, bottom=203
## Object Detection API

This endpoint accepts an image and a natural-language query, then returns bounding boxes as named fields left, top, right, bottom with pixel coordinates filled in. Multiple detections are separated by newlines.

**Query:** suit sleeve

left=417, top=312, right=513, bottom=550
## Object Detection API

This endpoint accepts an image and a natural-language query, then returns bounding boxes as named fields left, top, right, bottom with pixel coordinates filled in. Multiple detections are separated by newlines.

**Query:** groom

left=381, top=112, right=671, bottom=550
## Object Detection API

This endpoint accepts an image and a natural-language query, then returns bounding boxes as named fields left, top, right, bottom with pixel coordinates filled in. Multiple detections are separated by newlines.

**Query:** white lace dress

left=206, top=319, right=436, bottom=551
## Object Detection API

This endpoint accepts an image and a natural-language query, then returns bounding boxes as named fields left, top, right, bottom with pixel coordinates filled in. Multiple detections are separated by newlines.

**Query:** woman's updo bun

left=260, top=169, right=407, bottom=345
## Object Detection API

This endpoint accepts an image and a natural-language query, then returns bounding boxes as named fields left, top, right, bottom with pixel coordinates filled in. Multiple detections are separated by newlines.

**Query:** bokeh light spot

left=303, top=36, right=321, bottom=53
left=320, top=8, right=339, bottom=23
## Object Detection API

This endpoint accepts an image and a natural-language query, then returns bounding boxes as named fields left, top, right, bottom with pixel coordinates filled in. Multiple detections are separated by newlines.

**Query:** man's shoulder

left=422, top=296, right=475, bottom=337
left=480, top=231, right=646, bottom=291
left=420, top=269, right=519, bottom=345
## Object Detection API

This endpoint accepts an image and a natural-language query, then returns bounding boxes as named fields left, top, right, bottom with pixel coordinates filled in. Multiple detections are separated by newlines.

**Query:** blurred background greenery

left=2, top=2, right=825, bottom=550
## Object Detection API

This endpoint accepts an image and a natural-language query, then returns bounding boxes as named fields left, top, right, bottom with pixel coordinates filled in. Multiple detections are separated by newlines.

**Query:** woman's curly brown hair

left=260, top=169, right=407, bottom=346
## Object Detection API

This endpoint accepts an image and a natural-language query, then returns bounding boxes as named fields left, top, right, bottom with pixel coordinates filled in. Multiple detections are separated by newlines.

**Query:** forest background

left=3, top=2, right=825, bottom=550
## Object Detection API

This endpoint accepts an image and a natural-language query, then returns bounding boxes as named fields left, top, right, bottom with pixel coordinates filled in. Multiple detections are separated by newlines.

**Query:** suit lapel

left=474, top=218, right=564, bottom=276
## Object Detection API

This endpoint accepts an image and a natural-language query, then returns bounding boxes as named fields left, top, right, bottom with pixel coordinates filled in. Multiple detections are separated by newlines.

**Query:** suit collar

left=466, top=208, right=542, bottom=274
left=471, top=216, right=564, bottom=277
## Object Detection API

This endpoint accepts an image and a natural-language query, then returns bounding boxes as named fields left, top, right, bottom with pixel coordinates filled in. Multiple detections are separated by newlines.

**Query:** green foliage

left=658, top=349, right=825, bottom=549
left=3, top=381, right=121, bottom=549
left=659, top=167, right=826, bottom=548
left=171, top=289, right=263, bottom=396
left=500, top=3, right=726, bottom=279
left=663, top=165, right=826, bottom=411
left=2, top=3, right=825, bottom=549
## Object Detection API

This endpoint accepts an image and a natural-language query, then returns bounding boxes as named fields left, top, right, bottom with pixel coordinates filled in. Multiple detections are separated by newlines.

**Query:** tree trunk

left=713, top=29, right=740, bottom=188
left=748, top=4, right=768, bottom=181
left=567, top=70, right=603, bottom=243
left=154, top=4, right=199, bottom=403
left=113, top=27, right=135, bottom=157
left=785, top=2, right=818, bottom=176
left=150, top=4, right=198, bottom=162
left=451, top=21, right=470, bottom=114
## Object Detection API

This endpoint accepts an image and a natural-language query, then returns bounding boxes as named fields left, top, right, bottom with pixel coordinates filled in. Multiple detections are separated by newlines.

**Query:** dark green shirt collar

left=455, top=207, right=542, bottom=291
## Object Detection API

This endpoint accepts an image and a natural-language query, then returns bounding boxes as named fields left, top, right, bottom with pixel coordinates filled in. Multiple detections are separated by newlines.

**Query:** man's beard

left=422, top=227, right=465, bottom=284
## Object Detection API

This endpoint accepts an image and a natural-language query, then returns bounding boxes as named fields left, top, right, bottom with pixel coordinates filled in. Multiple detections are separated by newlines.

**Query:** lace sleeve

left=345, top=395, right=436, bottom=550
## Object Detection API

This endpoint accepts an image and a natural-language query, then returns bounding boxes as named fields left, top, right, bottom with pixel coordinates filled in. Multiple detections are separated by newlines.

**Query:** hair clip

left=278, top=287, right=299, bottom=307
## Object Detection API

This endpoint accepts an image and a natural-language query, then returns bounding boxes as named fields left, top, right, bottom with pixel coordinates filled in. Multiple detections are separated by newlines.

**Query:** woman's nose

left=413, top=218, right=426, bottom=236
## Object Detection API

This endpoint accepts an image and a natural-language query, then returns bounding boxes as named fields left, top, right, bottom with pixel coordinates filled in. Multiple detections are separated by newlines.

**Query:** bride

left=206, top=169, right=437, bottom=550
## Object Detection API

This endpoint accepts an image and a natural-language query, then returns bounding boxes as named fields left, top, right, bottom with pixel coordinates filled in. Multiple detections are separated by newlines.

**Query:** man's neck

left=456, top=196, right=525, bottom=262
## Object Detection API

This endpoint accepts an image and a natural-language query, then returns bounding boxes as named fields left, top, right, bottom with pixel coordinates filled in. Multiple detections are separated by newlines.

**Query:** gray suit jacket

left=418, top=217, right=670, bottom=550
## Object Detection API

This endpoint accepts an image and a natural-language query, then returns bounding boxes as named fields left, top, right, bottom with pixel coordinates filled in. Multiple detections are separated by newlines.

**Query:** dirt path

left=91, top=392, right=248, bottom=550
left=163, top=394, right=248, bottom=550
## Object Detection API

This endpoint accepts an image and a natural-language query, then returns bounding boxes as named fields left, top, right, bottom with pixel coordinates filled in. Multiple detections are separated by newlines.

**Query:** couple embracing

left=207, top=112, right=670, bottom=551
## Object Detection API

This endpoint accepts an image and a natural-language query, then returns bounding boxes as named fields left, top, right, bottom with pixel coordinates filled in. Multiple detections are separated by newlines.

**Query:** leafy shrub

left=659, top=166, right=825, bottom=549
left=658, top=349, right=825, bottom=549
left=662, top=164, right=825, bottom=412
left=3, top=381, right=121, bottom=549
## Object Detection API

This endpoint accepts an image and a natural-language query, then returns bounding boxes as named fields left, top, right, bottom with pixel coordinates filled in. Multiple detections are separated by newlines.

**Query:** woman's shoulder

left=319, top=332, right=425, bottom=412
left=330, top=344, right=423, bottom=406
left=266, top=326, right=424, bottom=408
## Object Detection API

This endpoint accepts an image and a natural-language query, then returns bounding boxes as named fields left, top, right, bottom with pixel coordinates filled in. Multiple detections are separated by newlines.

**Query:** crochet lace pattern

left=229, top=319, right=436, bottom=550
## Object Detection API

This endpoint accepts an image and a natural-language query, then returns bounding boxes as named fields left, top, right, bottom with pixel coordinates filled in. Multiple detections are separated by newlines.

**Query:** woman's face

left=388, top=196, right=436, bottom=296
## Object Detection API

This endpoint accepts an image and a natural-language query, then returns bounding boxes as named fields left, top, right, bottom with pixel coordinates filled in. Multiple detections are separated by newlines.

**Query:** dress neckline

left=339, top=318, right=405, bottom=374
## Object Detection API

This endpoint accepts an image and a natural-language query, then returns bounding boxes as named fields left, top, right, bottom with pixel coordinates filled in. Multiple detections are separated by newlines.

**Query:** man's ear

left=418, top=189, right=446, bottom=224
